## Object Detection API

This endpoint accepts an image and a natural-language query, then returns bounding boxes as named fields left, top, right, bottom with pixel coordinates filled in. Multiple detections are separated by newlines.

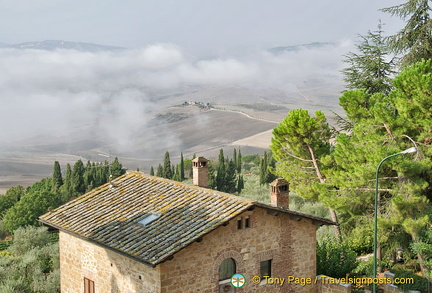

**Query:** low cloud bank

left=0, top=41, right=351, bottom=151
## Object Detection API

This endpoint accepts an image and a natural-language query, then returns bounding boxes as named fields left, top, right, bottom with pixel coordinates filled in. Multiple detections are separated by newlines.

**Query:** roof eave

left=38, top=219, right=158, bottom=268
left=254, top=202, right=337, bottom=226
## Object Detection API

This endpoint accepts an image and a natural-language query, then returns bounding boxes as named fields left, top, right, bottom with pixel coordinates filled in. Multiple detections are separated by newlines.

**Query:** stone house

left=39, top=156, right=335, bottom=293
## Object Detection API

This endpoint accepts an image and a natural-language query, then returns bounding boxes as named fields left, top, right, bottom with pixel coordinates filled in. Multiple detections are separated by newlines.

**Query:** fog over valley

left=0, top=41, right=349, bottom=192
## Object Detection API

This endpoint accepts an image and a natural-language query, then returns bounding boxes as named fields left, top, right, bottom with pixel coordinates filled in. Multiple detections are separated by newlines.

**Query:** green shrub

left=391, top=264, right=431, bottom=292
left=317, top=236, right=358, bottom=278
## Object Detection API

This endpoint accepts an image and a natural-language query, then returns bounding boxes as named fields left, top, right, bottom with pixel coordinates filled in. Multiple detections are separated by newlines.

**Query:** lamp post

left=373, top=147, right=417, bottom=293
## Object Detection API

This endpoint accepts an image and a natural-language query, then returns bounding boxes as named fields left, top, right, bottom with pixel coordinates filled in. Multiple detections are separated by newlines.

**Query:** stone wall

left=159, top=207, right=318, bottom=293
left=59, top=231, right=161, bottom=293
left=383, top=284, right=404, bottom=293
left=58, top=206, right=320, bottom=293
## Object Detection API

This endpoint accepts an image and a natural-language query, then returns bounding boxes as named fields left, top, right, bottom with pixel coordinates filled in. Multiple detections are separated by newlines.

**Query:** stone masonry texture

left=59, top=207, right=318, bottom=293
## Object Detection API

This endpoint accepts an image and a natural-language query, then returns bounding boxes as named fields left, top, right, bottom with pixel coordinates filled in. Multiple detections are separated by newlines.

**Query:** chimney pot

left=270, top=178, right=289, bottom=209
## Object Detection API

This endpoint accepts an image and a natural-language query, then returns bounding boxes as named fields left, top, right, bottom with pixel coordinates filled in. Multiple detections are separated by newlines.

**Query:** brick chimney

left=270, top=178, right=289, bottom=209
left=192, top=157, right=209, bottom=188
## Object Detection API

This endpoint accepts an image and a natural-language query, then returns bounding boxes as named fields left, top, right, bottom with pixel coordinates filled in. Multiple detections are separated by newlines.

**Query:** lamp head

left=400, top=147, right=417, bottom=154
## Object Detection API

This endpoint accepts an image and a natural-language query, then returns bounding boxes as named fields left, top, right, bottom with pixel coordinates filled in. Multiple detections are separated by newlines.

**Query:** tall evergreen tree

left=342, top=22, right=396, bottom=95
left=259, top=152, right=268, bottom=186
left=233, top=148, right=237, bottom=172
left=52, top=161, right=63, bottom=193
left=208, top=161, right=217, bottom=189
left=216, top=149, right=226, bottom=191
left=237, top=148, right=242, bottom=174
left=270, top=109, right=341, bottom=236
left=83, top=161, right=94, bottom=191
left=237, top=175, right=244, bottom=194
left=163, top=151, right=173, bottom=179
left=330, top=60, right=432, bottom=270
left=156, top=164, right=163, bottom=177
left=63, top=163, right=73, bottom=195
left=173, top=164, right=180, bottom=181
left=111, top=157, right=125, bottom=179
left=149, top=166, right=155, bottom=176
left=180, top=152, right=185, bottom=181
left=382, top=0, right=432, bottom=67
left=224, top=159, right=238, bottom=193
left=71, top=160, right=85, bottom=195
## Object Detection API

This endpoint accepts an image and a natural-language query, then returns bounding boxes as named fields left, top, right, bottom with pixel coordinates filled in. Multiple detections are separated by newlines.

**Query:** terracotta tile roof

left=39, top=171, right=335, bottom=266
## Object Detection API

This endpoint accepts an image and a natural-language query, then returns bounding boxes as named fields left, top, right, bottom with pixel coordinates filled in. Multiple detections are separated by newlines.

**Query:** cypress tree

left=216, top=149, right=226, bottom=191
left=208, top=161, right=217, bottom=189
left=180, top=152, right=185, bottom=181
left=259, top=153, right=268, bottom=186
left=237, top=175, right=244, bottom=194
left=237, top=148, right=242, bottom=173
left=173, top=164, right=180, bottom=181
left=84, top=161, right=94, bottom=191
left=64, top=163, right=72, bottom=195
left=111, top=157, right=125, bottom=179
left=71, top=160, right=85, bottom=195
left=52, top=161, right=63, bottom=193
left=163, top=151, right=173, bottom=179
left=267, top=152, right=277, bottom=183
left=233, top=148, right=237, bottom=172
left=224, top=159, right=238, bottom=193
left=149, top=166, right=155, bottom=176
left=156, top=164, right=163, bottom=177
left=94, top=162, right=106, bottom=187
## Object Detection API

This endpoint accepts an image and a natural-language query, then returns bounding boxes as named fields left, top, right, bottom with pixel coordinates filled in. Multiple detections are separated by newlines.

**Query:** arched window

left=219, top=258, right=236, bottom=281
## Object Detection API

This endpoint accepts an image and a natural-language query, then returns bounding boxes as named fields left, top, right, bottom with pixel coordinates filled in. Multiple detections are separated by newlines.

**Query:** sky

left=0, top=0, right=407, bottom=154
left=0, top=0, right=404, bottom=55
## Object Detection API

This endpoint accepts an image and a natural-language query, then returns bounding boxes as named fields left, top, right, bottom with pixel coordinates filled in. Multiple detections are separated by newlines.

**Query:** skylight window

left=138, top=213, right=160, bottom=226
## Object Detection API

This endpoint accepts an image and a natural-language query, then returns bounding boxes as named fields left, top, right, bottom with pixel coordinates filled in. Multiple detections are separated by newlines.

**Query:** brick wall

left=160, top=207, right=318, bottom=293
left=59, top=231, right=161, bottom=293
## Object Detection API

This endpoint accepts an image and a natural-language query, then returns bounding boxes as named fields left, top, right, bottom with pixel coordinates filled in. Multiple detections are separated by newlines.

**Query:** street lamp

left=373, top=147, right=417, bottom=293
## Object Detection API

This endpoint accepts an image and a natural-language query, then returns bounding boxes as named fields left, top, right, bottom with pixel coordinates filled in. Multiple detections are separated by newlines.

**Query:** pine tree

left=163, top=151, right=173, bottom=179
left=52, top=161, right=63, bottom=193
left=271, top=109, right=341, bottom=236
left=180, top=152, right=185, bottom=181
left=342, top=22, right=396, bottom=95
left=330, top=60, right=432, bottom=267
left=382, top=0, right=432, bottom=67
left=149, top=166, right=155, bottom=176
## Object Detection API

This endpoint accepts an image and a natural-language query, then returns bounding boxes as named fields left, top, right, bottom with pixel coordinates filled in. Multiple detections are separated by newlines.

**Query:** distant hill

left=268, top=42, right=336, bottom=54
left=0, top=40, right=125, bottom=52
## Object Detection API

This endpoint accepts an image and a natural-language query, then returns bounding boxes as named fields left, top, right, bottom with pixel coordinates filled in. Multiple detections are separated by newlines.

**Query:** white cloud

left=0, top=42, right=350, bottom=150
